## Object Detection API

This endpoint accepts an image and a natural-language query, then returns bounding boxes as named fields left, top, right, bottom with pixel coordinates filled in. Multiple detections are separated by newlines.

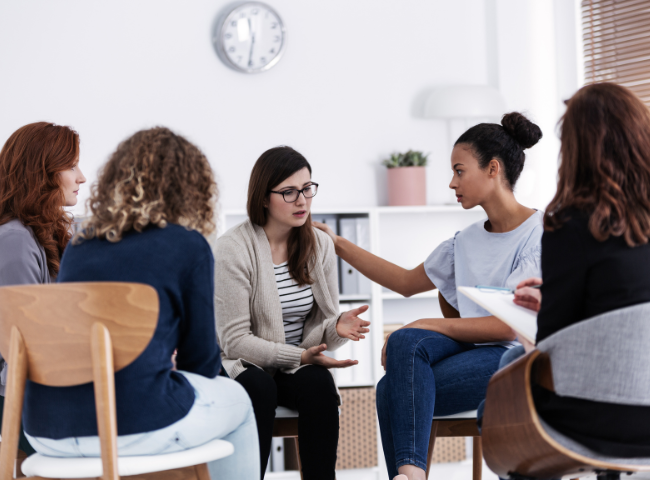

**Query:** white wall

left=493, top=0, right=582, bottom=210
left=0, top=0, right=580, bottom=215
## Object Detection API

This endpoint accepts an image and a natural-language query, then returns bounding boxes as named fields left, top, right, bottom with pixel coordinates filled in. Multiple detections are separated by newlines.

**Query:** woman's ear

left=488, top=158, right=501, bottom=178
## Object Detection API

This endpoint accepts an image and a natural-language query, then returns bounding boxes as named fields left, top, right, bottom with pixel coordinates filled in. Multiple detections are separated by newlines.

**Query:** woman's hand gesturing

left=336, top=305, right=370, bottom=341
left=300, top=344, right=358, bottom=368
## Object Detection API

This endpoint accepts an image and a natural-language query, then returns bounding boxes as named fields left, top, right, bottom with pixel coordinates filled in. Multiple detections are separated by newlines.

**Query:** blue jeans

left=477, top=344, right=525, bottom=430
left=27, top=371, right=260, bottom=480
left=376, top=329, right=506, bottom=477
left=477, top=345, right=525, bottom=480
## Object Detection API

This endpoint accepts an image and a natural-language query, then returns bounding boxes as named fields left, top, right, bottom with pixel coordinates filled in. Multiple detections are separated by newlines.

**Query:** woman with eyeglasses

left=214, top=146, right=371, bottom=480
left=315, top=113, right=544, bottom=480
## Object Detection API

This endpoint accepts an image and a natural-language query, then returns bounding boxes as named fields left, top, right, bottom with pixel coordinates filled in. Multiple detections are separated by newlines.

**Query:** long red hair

left=0, top=122, right=79, bottom=277
left=545, top=83, right=650, bottom=246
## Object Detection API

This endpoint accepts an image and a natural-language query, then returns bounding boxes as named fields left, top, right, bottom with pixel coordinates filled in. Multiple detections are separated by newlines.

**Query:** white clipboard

left=458, top=286, right=538, bottom=343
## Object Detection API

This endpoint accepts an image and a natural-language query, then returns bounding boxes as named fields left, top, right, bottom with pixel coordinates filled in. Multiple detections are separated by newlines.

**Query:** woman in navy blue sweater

left=23, top=127, right=259, bottom=479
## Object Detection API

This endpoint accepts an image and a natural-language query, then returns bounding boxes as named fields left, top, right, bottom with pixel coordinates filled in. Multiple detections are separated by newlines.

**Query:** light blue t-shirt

left=424, top=210, right=544, bottom=347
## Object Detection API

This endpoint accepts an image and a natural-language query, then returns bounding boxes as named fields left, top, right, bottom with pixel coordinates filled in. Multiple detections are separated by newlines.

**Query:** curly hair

left=545, top=82, right=650, bottom=246
left=80, top=127, right=217, bottom=243
left=0, top=122, right=78, bottom=277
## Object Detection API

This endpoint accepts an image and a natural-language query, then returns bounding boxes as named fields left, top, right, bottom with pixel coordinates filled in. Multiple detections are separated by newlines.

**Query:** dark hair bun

left=501, top=112, right=542, bottom=149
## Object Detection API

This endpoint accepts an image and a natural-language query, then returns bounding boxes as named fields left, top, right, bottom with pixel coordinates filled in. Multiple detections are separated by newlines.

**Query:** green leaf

left=381, top=150, right=429, bottom=168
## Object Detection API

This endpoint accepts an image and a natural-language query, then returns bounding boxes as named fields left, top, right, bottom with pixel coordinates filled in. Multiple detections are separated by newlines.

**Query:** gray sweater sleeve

left=318, top=232, right=347, bottom=350
left=0, top=226, right=48, bottom=394
left=0, top=228, right=45, bottom=287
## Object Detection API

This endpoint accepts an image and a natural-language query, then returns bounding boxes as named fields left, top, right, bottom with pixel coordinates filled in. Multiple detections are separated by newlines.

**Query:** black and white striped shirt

left=274, top=261, right=314, bottom=346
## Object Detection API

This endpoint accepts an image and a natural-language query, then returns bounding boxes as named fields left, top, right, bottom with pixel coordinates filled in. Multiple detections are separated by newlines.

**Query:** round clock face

left=215, top=2, right=286, bottom=74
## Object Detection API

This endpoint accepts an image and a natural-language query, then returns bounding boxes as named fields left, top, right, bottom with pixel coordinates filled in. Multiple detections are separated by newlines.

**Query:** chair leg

left=193, top=463, right=211, bottom=480
left=15, top=449, right=28, bottom=478
left=425, top=421, right=439, bottom=479
left=472, top=437, right=482, bottom=480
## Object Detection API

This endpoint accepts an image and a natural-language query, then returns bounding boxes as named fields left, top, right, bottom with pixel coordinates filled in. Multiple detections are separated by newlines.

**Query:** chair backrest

left=0, top=282, right=159, bottom=386
left=0, top=283, right=159, bottom=480
left=536, top=301, right=650, bottom=406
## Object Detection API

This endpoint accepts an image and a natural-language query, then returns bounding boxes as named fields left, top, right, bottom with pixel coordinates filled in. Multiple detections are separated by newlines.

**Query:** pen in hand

left=476, top=285, right=541, bottom=294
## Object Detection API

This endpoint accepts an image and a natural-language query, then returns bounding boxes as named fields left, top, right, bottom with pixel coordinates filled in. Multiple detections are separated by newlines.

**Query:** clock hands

left=247, top=17, right=255, bottom=67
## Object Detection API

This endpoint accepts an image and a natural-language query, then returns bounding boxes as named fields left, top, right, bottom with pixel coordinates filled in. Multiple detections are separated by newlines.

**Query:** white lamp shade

left=423, top=85, right=507, bottom=119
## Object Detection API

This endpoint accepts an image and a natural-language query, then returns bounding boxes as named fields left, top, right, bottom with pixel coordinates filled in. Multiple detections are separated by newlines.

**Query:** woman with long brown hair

left=0, top=121, right=86, bottom=455
left=22, top=127, right=259, bottom=479
left=511, top=82, right=650, bottom=457
left=214, top=146, right=371, bottom=480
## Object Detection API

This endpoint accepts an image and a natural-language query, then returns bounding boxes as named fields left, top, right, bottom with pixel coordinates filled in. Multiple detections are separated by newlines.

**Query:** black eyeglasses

left=269, top=183, right=319, bottom=203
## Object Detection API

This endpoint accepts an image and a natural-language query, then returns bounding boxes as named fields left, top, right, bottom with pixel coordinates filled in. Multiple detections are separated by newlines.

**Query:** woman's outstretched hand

left=312, top=221, right=338, bottom=246
left=336, top=305, right=371, bottom=340
left=513, top=277, right=543, bottom=312
left=300, top=344, right=358, bottom=368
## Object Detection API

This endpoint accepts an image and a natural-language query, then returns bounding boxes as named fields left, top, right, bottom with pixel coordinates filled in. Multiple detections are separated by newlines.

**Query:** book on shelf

left=338, top=217, right=371, bottom=296
left=270, top=437, right=285, bottom=472
left=311, top=214, right=338, bottom=236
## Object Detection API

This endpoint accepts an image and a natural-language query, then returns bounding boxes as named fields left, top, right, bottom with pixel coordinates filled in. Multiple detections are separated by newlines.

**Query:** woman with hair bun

left=0, top=121, right=86, bottom=455
left=315, top=112, right=544, bottom=480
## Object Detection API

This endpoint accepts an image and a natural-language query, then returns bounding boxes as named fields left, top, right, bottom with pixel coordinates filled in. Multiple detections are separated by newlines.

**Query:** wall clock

left=213, top=2, right=286, bottom=74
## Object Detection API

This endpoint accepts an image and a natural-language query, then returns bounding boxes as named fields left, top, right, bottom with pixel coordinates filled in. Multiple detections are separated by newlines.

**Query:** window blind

left=582, top=0, right=650, bottom=105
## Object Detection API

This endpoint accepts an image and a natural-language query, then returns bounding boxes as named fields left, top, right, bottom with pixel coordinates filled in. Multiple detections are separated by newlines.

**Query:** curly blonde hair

left=80, top=127, right=217, bottom=242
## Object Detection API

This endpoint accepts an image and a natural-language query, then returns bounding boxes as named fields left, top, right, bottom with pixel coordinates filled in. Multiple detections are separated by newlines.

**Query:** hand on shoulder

left=312, top=221, right=337, bottom=247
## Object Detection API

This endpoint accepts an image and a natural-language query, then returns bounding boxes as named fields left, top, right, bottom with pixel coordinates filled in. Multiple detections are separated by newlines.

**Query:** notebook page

left=458, top=286, right=538, bottom=343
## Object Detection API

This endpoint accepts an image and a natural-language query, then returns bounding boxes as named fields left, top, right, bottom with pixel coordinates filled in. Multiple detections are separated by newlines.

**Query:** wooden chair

left=482, top=349, right=650, bottom=480
left=0, top=282, right=234, bottom=480
left=426, top=410, right=482, bottom=480
left=272, top=407, right=303, bottom=479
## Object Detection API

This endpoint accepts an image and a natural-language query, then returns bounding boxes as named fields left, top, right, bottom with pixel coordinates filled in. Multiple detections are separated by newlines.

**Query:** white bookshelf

left=218, top=205, right=486, bottom=480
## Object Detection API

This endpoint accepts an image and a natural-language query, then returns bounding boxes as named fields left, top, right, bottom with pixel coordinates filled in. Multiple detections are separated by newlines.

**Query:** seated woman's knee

left=388, top=328, right=448, bottom=350
left=297, top=365, right=337, bottom=399
left=238, top=367, right=277, bottom=409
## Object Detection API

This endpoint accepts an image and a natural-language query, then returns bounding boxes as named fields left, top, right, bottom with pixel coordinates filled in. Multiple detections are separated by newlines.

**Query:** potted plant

left=382, top=150, right=428, bottom=206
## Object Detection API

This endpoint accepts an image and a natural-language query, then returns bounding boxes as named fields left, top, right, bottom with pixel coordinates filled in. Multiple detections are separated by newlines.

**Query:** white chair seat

left=431, top=409, right=477, bottom=421
left=21, top=438, right=234, bottom=478
left=275, top=406, right=299, bottom=418
left=274, top=406, right=340, bottom=419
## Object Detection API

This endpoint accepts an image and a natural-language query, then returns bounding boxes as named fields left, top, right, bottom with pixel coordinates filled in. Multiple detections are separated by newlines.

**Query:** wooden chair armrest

left=483, top=349, right=540, bottom=431
left=532, top=351, right=554, bottom=392
left=482, top=349, right=594, bottom=479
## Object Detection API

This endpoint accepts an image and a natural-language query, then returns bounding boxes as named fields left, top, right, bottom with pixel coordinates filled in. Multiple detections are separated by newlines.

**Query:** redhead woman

left=504, top=83, right=650, bottom=458
left=214, top=146, right=370, bottom=480
left=0, top=122, right=86, bottom=454
left=22, top=127, right=259, bottom=480
left=315, top=113, right=544, bottom=480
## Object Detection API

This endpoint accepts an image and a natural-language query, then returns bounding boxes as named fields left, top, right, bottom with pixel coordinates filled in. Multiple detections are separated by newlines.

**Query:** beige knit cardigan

left=214, top=219, right=348, bottom=381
